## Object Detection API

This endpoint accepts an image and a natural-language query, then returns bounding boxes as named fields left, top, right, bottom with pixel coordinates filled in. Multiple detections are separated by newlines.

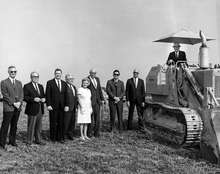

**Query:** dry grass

left=0, top=103, right=219, bottom=174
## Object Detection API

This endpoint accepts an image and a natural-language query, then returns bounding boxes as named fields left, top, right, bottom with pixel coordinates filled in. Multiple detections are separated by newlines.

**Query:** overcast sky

left=0, top=0, right=219, bottom=87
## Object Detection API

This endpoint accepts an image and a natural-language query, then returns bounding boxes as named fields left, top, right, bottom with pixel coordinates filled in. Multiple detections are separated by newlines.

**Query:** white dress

left=77, top=87, right=92, bottom=124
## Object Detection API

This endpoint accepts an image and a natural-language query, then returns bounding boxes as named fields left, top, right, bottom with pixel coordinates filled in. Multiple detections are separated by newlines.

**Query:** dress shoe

left=60, top=140, right=65, bottom=144
left=9, top=142, right=18, bottom=147
left=94, top=134, right=100, bottom=138
left=35, top=141, right=46, bottom=145
left=26, top=142, right=32, bottom=146
left=68, top=136, right=74, bottom=140
left=0, top=145, right=6, bottom=150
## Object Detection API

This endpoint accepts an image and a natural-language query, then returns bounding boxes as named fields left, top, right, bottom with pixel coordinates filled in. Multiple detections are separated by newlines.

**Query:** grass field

left=0, top=103, right=220, bottom=174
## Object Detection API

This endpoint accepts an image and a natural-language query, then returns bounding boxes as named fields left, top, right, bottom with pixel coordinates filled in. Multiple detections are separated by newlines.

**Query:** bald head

left=65, top=74, right=74, bottom=85
left=89, top=68, right=97, bottom=78
left=133, top=69, right=139, bottom=78
left=173, top=43, right=181, bottom=52
left=30, top=71, right=39, bottom=83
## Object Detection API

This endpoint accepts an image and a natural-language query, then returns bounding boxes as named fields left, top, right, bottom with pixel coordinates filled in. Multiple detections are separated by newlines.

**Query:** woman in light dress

left=77, top=78, right=92, bottom=140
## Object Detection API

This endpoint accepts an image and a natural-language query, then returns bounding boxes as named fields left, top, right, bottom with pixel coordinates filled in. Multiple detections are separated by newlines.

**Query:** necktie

left=35, top=83, right=40, bottom=95
left=175, top=52, right=178, bottom=58
left=12, top=79, right=16, bottom=90
left=69, top=84, right=75, bottom=96
left=58, top=80, right=61, bottom=92
left=134, top=78, right=137, bottom=88
left=93, top=79, right=97, bottom=88
left=92, top=78, right=97, bottom=88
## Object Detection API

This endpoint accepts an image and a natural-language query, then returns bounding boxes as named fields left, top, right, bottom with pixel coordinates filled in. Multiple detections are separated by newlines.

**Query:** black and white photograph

left=0, top=0, right=220, bottom=173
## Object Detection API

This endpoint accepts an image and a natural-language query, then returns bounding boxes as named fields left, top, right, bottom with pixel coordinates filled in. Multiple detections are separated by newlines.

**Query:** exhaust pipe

left=199, top=31, right=210, bottom=68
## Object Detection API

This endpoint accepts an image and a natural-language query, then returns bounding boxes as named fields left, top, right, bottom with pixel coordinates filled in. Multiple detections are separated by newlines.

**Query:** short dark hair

left=113, top=69, right=120, bottom=75
left=54, top=68, right=62, bottom=74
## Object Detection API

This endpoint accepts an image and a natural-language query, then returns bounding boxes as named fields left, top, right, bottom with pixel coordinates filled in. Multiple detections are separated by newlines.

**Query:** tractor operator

left=166, top=43, right=187, bottom=66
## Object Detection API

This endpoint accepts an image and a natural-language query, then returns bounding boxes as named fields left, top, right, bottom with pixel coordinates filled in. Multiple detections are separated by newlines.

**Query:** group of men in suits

left=106, top=43, right=187, bottom=132
left=0, top=42, right=187, bottom=149
left=0, top=67, right=79, bottom=149
left=0, top=66, right=107, bottom=149
left=106, top=69, right=146, bottom=132
left=0, top=65, right=147, bottom=149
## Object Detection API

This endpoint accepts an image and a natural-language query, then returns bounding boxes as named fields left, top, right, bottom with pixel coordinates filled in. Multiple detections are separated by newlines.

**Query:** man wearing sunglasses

left=0, top=66, right=23, bottom=149
left=106, top=70, right=125, bottom=132
left=23, top=72, right=46, bottom=146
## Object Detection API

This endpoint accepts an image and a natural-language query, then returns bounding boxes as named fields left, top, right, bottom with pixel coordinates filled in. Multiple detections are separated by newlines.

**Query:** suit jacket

left=46, top=79, right=69, bottom=110
left=87, top=76, right=104, bottom=106
left=66, top=84, right=78, bottom=111
left=126, top=78, right=145, bottom=104
left=166, top=51, right=187, bottom=65
left=106, top=79, right=125, bottom=101
left=1, top=78, right=23, bottom=112
left=23, top=82, right=45, bottom=116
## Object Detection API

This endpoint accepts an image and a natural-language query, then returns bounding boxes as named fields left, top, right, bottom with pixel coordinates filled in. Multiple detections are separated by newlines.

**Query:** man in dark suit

left=64, top=74, right=77, bottom=140
left=0, top=66, right=23, bottom=149
left=46, top=68, right=69, bottom=143
left=23, top=72, right=46, bottom=145
left=166, top=43, right=187, bottom=66
left=106, top=70, right=125, bottom=132
left=87, top=69, right=104, bottom=137
left=126, top=69, right=145, bottom=130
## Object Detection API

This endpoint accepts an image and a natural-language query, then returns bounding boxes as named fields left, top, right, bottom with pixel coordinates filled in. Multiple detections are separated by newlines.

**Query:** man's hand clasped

left=34, top=97, right=41, bottom=102
left=47, top=106, right=53, bottom=111
left=114, top=96, right=120, bottom=103
left=64, top=106, right=69, bottom=112
left=13, top=102, right=21, bottom=109
left=34, top=97, right=46, bottom=103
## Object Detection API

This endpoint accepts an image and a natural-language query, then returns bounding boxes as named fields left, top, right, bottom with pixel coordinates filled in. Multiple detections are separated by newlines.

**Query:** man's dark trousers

left=64, top=110, right=76, bottom=138
left=49, top=109, right=64, bottom=141
left=91, top=102, right=101, bottom=136
left=27, top=105, right=43, bottom=144
left=127, top=100, right=143, bottom=130
left=0, top=109, right=20, bottom=147
left=109, top=100, right=123, bottom=131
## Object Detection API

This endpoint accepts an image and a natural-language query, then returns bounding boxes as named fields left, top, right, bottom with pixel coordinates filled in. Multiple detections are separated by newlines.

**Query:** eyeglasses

left=32, top=76, right=39, bottom=78
left=114, top=74, right=120, bottom=76
left=10, top=71, right=17, bottom=74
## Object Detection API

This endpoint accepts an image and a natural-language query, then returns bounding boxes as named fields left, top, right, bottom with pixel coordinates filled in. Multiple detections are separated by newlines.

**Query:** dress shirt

left=32, top=82, right=40, bottom=94
left=133, top=78, right=138, bottom=88
left=90, top=77, right=97, bottom=88
left=175, top=51, right=179, bottom=58
left=9, top=77, right=16, bottom=85
left=68, top=84, right=75, bottom=96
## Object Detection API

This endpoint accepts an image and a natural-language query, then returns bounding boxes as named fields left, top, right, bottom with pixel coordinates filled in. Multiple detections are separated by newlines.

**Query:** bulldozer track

left=145, top=102, right=203, bottom=145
